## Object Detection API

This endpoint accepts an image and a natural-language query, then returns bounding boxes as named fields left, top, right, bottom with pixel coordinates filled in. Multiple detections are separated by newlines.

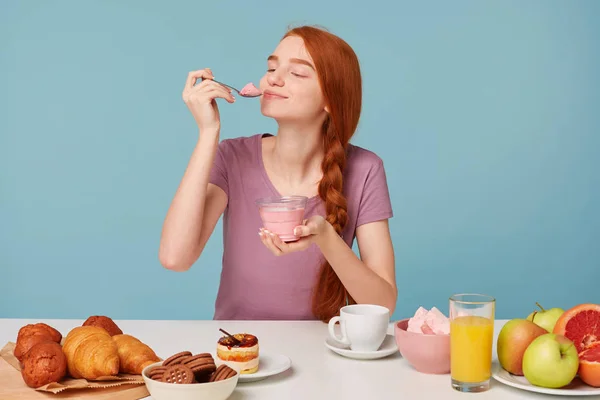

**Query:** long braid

left=282, top=25, right=363, bottom=323
left=312, top=117, right=355, bottom=322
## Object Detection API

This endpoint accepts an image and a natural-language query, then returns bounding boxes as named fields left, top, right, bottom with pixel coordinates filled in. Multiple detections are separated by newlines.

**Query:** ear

left=324, top=105, right=330, bottom=113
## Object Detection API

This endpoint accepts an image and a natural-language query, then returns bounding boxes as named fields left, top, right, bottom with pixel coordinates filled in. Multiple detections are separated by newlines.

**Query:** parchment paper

left=0, top=342, right=149, bottom=399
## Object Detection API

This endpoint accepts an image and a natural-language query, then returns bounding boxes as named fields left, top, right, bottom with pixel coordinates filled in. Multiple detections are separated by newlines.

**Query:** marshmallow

left=407, top=306, right=450, bottom=335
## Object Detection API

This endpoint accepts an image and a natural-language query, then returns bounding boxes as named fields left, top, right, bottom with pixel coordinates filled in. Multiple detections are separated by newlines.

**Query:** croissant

left=112, top=334, right=160, bottom=374
left=62, top=326, right=120, bottom=380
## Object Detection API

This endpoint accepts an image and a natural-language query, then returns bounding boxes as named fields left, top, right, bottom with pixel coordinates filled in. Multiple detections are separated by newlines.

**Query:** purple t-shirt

left=209, top=133, right=393, bottom=320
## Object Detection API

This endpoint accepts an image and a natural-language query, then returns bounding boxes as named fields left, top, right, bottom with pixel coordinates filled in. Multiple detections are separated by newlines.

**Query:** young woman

left=159, top=26, right=397, bottom=322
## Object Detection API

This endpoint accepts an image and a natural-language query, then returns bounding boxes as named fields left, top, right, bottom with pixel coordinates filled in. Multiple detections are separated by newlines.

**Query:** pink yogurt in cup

left=256, top=196, right=308, bottom=242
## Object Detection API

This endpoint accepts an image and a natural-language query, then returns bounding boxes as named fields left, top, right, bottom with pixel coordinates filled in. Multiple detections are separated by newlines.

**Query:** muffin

left=82, top=315, right=123, bottom=336
left=20, top=341, right=67, bottom=388
left=14, top=333, right=55, bottom=362
left=17, top=323, right=62, bottom=344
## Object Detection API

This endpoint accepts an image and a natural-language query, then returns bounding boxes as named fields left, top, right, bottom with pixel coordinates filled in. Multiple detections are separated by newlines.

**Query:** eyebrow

left=267, top=55, right=314, bottom=70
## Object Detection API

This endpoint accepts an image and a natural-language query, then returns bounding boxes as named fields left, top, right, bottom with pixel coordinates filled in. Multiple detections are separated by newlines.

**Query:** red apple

left=497, top=319, right=548, bottom=375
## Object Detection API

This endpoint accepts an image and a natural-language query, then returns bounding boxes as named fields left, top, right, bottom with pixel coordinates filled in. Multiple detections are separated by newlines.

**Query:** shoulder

left=214, top=133, right=264, bottom=166
left=217, top=133, right=262, bottom=154
left=346, top=143, right=386, bottom=172
left=344, top=144, right=394, bottom=223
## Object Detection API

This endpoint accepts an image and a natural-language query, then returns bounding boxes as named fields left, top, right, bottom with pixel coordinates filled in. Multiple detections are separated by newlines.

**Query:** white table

left=1, top=318, right=597, bottom=399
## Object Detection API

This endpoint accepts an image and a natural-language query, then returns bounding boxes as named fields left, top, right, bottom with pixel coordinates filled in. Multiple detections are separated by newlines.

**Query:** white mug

left=328, top=304, right=390, bottom=352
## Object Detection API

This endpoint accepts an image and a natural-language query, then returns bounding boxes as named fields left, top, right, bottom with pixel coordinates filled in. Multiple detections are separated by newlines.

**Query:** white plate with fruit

left=493, top=303, right=600, bottom=396
left=493, top=364, right=600, bottom=396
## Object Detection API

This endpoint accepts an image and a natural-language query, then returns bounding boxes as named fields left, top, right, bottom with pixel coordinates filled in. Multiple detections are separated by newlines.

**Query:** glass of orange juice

left=449, top=293, right=495, bottom=393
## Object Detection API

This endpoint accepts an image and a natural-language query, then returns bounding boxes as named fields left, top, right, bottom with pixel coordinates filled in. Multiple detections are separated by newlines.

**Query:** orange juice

left=450, top=315, right=494, bottom=383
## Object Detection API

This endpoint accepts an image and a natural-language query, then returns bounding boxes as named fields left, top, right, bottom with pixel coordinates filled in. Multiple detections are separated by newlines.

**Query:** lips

left=263, top=90, right=287, bottom=99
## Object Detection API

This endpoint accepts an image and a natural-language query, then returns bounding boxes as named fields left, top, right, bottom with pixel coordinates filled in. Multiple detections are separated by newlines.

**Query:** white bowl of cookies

left=142, top=351, right=239, bottom=400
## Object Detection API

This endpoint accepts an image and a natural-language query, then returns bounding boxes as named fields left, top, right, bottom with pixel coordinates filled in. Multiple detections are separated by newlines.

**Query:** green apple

left=526, top=302, right=565, bottom=332
left=497, top=319, right=547, bottom=375
left=523, top=333, right=579, bottom=388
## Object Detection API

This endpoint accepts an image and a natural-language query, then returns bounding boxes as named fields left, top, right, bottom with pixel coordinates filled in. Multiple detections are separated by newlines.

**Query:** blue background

left=1, top=0, right=598, bottom=321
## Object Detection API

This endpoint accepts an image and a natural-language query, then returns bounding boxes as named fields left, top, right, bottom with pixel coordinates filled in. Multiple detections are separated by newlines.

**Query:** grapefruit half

left=553, top=303, right=600, bottom=354
left=579, top=342, right=600, bottom=387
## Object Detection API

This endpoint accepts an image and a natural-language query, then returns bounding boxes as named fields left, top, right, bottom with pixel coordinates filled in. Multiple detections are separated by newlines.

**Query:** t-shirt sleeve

left=356, top=159, right=394, bottom=227
left=209, top=140, right=229, bottom=197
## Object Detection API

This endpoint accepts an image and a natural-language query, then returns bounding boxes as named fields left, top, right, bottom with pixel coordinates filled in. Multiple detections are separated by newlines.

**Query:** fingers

left=293, top=218, right=315, bottom=237
left=269, top=231, right=288, bottom=250
left=259, top=228, right=283, bottom=256
left=202, top=86, right=236, bottom=103
left=191, top=80, right=233, bottom=97
left=293, top=225, right=311, bottom=237
left=259, top=228, right=312, bottom=254
left=185, top=68, right=214, bottom=91
left=184, top=80, right=235, bottom=104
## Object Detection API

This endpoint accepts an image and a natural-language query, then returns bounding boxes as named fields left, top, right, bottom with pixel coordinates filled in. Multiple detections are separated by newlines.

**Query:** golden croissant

left=112, top=334, right=160, bottom=374
left=62, top=326, right=120, bottom=380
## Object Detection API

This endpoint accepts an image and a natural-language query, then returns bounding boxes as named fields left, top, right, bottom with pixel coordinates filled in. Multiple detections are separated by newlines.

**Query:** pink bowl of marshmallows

left=394, top=306, right=451, bottom=374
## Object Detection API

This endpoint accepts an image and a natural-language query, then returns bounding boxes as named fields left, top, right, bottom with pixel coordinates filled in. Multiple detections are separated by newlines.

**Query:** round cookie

left=163, top=351, right=192, bottom=366
left=148, top=366, right=167, bottom=381
left=20, top=341, right=67, bottom=388
left=209, top=364, right=237, bottom=382
left=161, top=364, right=195, bottom=384
left=182, top=354, right=216, bottom=378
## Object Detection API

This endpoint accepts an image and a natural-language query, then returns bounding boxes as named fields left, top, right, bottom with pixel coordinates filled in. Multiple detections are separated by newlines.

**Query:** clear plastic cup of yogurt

left=256, top=196, right=308, bottom=242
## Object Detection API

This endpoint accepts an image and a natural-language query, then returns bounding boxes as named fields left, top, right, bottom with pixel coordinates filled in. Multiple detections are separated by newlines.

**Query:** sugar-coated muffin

left=20, top=341, right=67, bottom=388
left=216, top=333, right=259, bottom=374
left=17, top=323, right=62, bottom=344
left=82, top=315, right=123, bottom=336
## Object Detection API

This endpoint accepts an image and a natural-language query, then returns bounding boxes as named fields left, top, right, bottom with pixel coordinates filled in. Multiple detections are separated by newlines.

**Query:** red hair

left=282, top=26, right=362, bottom=322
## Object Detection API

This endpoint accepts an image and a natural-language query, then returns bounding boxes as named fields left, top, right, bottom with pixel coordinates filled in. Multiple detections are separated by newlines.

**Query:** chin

left=260, top=103, right=289, bottom=119
left=260, top=105, right=316, bottom=123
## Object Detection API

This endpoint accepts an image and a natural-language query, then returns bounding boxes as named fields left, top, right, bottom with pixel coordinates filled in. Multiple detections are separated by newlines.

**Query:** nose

left=266, top=70, right=284, bottom=87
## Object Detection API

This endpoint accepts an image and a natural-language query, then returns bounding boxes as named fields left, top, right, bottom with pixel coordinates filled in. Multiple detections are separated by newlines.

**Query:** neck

left=270, top=120, right=324, bottom=186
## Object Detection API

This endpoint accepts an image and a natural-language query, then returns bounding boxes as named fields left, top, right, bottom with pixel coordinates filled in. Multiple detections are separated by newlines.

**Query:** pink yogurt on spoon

left=240, top=82, right=262, bottom=97
left=257, top=196, right=308, bottom=242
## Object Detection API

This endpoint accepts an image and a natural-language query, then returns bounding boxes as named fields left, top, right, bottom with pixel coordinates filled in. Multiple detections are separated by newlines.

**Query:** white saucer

left=492, top=363, right=600, bottom=396
left=325, top=334, right=398, bottom=360
left=215, top=353, right=292, bottom=383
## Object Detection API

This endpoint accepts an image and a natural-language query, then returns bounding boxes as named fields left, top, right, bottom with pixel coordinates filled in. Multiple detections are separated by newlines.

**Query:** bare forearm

left=315, top=225, right=397, bottom=313
left=159, top=131, right=219, bottom=270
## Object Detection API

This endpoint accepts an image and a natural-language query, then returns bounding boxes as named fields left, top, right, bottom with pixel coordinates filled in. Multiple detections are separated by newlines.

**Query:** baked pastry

left=82, top=315, right=123, bottom=336
left=14, top=333, right=55, bottom=362
left=15, top=322, right=63, bottom=361
left=20, top=341, right=67, bottom=388
left=17, top=323, right=62, bottom=344
left=216, top=333, right=259, bottom=374
left=112, top=334, right=161, bottom=374
left=62, top=326, right=120, bottom=380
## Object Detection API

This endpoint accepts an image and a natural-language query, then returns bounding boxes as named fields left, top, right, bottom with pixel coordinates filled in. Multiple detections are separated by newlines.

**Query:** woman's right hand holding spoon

left=181, top=68, right=235, bottom=134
